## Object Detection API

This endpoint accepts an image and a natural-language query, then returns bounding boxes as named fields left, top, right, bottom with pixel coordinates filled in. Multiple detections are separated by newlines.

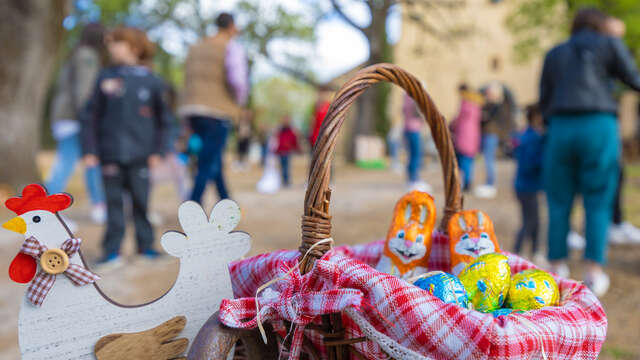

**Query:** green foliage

left=507, top=0, right=640, bottom=62
left=251, top=76, right=316, bottom=131
left=237, top=0, right=318, bottom=85
left=66, top=0, right=318, bottom=88
left=505, top=0, right=568, bottom=63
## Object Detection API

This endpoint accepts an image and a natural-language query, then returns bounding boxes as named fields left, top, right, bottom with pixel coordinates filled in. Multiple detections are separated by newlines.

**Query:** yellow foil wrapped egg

left=459, top=253, right=511, bottom=312
left=506, top=269, right=559, bottom=310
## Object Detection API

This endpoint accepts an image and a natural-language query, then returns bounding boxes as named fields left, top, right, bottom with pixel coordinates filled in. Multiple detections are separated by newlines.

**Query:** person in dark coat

left=82, top=26, right=170, bottom=269
left=540, top=8, right=640, bottom=296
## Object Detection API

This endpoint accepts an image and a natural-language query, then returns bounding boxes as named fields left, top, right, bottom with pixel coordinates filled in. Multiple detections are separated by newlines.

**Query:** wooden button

left=40, top=248, right=69, bottom=275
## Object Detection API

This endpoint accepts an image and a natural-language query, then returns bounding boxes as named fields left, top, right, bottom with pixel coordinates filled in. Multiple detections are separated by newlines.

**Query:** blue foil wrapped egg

left=414, top=272, right=469, bottom=308
left=491, top=308, right=522, bottom=318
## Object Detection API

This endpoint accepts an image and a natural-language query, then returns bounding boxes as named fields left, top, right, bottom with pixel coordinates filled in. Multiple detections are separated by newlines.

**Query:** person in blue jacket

left=513, top=104, right=544, bottom=262
left=540, top=8, right=640, bottom=296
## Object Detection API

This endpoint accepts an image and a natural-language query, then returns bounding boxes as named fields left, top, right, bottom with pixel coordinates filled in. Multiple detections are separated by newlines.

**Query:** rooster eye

left=32, top=216, right=41, bottom=223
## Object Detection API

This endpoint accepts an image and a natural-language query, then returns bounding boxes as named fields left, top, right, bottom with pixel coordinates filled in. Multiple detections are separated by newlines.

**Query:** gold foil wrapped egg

left=459, top=253, right=511, bottom=312
left=506, top=269, right=559, bottom=310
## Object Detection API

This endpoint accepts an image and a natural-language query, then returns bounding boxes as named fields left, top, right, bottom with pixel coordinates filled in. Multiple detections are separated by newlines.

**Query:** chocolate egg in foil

left=506, top=269, right=559, bottom=310
left=459, top=253, right=511, bottom=312
left=491, top=308, right=523, bottom=318
left=414, top=272, right=469, bottom=308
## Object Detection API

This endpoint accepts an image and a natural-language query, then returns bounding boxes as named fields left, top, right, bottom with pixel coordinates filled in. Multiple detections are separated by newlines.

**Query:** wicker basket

left=188, top=64, right=606, bottom=360
left=189, top=63, right=462, bottom=359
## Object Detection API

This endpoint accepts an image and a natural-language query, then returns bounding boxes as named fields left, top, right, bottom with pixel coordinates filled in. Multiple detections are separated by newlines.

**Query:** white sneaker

left=533, top=252, right=550, bottom=268
left=610, top=222, right=640, bottom=244
left=550, top=262, right=570, bottom=279
left=390, top=162, right=403, bottom=174
left=621, top=222, right=640, bottom=243
left=147, top=211, right=164, bottom=226
left=407, top=181, right=433, bottom=193
left=474, top=184, right=497, bottom=199
left=90, top=204, right=106, bottom=224
left=567, top=231, right=586, bottom=250
left=609, top=224, right=627, bottom=244
left=584, top=270, right=610, bottom=297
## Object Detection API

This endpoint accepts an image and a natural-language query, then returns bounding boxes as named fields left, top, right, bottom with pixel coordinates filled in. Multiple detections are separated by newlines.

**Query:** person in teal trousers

left=539, top=8, right=640, bottom=296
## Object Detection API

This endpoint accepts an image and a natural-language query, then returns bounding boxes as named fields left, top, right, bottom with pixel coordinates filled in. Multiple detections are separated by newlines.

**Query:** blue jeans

left=405, top=131, right=423, bottom=182
left=387, top=135, right=400, bottom=164
left=544, top=113, right=620, bottom=265
left=46, top=133, right=104, bottom=205
left=456, top=153, right=474, bottom=190
left=481, top=134, right=499, bottom=185
left=279, top=154, right=290, bottom=186
left=189, top=116, right=230, bottom=202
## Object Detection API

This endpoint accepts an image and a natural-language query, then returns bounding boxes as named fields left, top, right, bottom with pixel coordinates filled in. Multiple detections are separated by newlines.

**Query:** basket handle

left=299, top=63, right=463, bottom=274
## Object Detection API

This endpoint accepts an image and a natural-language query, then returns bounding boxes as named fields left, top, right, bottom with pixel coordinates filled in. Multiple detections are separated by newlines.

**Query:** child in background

left=82, top=26, right=170, bottom=270
left=451, top=83, right=484, bottom=191
left=513, top=104, right=545, bottom=263
left=275, top=116, right=299, bottom=187
left=47, top=24, right=107, bottom=225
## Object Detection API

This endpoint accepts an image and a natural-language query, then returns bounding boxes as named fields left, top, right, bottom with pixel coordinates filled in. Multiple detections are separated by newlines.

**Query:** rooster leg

left=160, top=338, right=189, bottom=359
left=95, top=316, right=189, bottom=360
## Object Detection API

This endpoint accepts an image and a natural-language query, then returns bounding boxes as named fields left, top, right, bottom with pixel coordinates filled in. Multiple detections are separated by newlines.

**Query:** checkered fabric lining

left=220, top=232, right=607, bottom=359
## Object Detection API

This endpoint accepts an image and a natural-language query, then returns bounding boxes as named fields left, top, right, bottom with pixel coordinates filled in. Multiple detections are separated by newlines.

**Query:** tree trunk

left=348, top=1, right=392, bottom=162
left=0, top=0, right=67, bottom=192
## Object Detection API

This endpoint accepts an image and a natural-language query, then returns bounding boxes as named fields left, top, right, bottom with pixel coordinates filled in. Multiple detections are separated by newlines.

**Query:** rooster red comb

left=5, top=184, right=73, bottom=215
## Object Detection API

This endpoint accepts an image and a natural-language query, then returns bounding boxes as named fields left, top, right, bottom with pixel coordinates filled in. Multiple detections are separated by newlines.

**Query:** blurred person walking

left=402, top=93, right=430, bottom=192
left=309, top=86, right=331, bottom=150
left=83, top=27, right=170, bottom=269
left=540, top=8, right=640, bottom=296
left=234, top=111, right=252, bottom=171
left=47, top=23, right=106, bottom=224
left=180, top=12, right=248, bottom=203
left=600, top=16, right=640, bottom=245
left=451, top=84, right=484, bottom=191
left=513, top=104, right=545, bottom=265
left=275, top=116, right=299, bottom=187
left=475, top=82, right=504, bottom=198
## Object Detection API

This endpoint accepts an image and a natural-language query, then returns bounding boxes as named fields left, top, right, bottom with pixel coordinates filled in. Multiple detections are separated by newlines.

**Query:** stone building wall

left=392, top=0, right=546, bottom=124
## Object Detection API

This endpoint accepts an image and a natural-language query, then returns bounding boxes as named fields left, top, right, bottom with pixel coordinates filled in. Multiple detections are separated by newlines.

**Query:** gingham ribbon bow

left=21, top=237, right=100, bottom=306
left=219, top=260, right=364, bottom=359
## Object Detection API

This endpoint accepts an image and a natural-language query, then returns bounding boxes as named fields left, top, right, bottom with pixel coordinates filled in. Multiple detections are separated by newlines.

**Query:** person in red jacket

left=276, top=116, right=299, bottom=187
left=309, top=87, right=331, bottom=148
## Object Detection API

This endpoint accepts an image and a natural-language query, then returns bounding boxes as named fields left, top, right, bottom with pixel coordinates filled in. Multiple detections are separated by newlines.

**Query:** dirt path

left=0, top=156, right=637, bottom=359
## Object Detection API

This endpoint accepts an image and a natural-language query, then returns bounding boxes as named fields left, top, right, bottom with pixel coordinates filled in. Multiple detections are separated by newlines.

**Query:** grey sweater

left=49, top=46, right=101, bottom=124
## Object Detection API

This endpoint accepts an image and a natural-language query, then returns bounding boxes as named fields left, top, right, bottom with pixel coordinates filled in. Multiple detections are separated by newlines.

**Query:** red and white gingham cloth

left=220, top=232, right=607, bottom=359
left=21, top=237, right=100, bottom=306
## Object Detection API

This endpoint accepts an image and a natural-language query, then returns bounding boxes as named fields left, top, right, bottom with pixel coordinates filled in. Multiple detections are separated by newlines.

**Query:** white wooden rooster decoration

left=2, top=184, right=250, bottom=359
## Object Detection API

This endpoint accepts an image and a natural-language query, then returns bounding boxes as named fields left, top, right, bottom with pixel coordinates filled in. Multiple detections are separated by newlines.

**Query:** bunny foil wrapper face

left=448, top=210, right=500, bottom=276
left=376, top=191, right=437, bottom=279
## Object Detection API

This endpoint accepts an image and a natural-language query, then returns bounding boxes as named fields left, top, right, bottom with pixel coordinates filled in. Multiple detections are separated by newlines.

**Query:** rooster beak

left=2, top=217, right=26, bottom=234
